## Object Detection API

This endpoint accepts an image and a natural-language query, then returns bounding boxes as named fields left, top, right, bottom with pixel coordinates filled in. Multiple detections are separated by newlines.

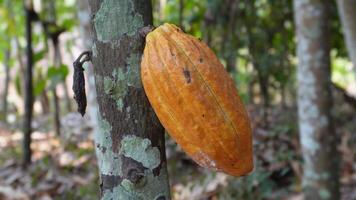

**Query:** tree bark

left=77, top=0, right=100, bottom=137
left=1, top=49, right=11, bottom=122
left=51, top=40, right=64, bottom=136
left=52, top=89, right=61, bottom=135
left=178, top=0, right=184, bottom=29
left=15, top=38, right=26, bottom=100
left=222, top=0, right=239, bottom=78
left=40, top=90, right=50, bottom=114
left=42, top=0, right=62, bottom=135
left=337, top=0, right=356, bottom=72
left=244, top=0, right=270, bottom=112
left=294, top=1, right=340, bottom=199
left=23, top=0, right=34, bottom=168
left=89, top=0, right=171, bottom=199
left=54, top=41, right=72, bottom=112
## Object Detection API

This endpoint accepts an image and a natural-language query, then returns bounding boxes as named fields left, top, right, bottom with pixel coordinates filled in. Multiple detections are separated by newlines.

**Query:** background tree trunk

left=222, top=0, right=239, bottom=78
left=337, top=0, right=356, bottom=72
left=42, top=0, right=62, bottom=136
left=23, top=0, right=34, bottom=168
left=54, top=40, right=72, bottom=112
left=178, top=0, right=184, bottom=29
left=89, top=0, right=171, bottom=199
left=1, top=49, right=11, bottom=122
left=15, top=37, right=27, bottom=101
left=294, top=1, right=340, bottom=199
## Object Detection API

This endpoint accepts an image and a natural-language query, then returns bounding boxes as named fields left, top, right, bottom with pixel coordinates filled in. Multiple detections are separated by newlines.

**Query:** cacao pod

left=141, top=23, right=253, bottom=176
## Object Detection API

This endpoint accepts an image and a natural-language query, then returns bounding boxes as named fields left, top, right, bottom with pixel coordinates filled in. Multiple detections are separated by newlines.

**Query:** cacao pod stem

left=139, top=25, right=156, bottom=38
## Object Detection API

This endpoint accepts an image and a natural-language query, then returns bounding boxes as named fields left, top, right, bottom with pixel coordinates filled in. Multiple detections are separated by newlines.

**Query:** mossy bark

left=294, top=0, right=340, bottom=199
left=89, top=0, right=171, bottom=199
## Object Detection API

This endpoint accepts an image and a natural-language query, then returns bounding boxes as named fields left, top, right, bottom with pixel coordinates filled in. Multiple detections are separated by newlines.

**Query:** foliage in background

left=0, top=0, right=355, bottom=199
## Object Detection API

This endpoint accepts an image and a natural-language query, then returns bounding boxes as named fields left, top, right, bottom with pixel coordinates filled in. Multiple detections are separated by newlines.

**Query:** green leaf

left=62, top=18, right=76, bottom=30
left=58, top=64, right=69, bottom=80
left=47, top=64, right=69, bottom=89
left=33, top=67, right=47, bottom=97
left=34, top=78, right=47, bottom=96
left=33, top=50, right=47, bottom=64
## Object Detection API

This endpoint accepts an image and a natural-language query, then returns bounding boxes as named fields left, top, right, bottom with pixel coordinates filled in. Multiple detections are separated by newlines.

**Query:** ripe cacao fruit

left=141, top=23, right=253, bottom=176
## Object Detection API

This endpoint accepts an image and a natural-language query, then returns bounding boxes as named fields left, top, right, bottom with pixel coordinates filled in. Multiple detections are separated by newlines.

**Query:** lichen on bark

left=102, top=53, right=142, bottom=112
left=121, top=135, right=161, bottom=170
left=94, top=0, right=143, bottom=42
left=95, top=114, right=122, bottom=176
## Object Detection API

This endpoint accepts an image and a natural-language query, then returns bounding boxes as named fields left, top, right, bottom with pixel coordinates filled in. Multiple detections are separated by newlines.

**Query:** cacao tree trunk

left=337, top=0, right=356, bottom=73
left=294, top=1, right=340, bottom=199
left=23, top=0, right=34, bottom=168
left=89, top=0, right=170, bottom=199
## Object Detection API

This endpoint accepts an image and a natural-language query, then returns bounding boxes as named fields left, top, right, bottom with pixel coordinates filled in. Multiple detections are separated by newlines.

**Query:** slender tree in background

left=221, top=0, right=239, bottom=76
left=89, top=0, right=170, bottom=199
left=15, top=35, right=27, bottom=104
left=23, top=0, right=34, bottom=167
left=41, top=0, right=66, bottom=136
left=178, top=0, right=184, bottom=29
left=337, top=0, right=356, bottom=72
left=1, top=0, right=16, bottom=122
left=294, top=0, right=340, bottom=199
left=46, top=0, right=72, bottom=113
left=1, top=49, right=11, bottom=123
left=244, top=0, right=270, bottom=121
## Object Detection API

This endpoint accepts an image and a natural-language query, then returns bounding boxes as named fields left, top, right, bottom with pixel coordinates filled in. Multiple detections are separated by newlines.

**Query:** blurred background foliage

left=0, top=0, right=355, bottom=199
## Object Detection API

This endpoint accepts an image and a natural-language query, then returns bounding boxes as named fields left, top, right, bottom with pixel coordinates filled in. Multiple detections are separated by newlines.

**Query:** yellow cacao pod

left=141, top=23, right=253, bottom=176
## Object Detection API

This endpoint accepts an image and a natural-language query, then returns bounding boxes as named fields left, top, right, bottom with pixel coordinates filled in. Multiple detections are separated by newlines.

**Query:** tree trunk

left=1, top=49, right=11, bottom=122
left=52, top=41, right=64, bottom=136
left=42, top=0, right=62, bottom=135
left=337, top=0, right=356, bottom=72
left=280, top=84, right=287, bottom=108
left=52, top=89, right=61, bottom=135
left=77, top=0, right=99, bottom=136
left=248, top=77, right=255, bottom=104
left=222, top=0, right=239, bottom=79
left=15, top=38, right=26, bottom=97
left=226, top=56, right=237, bottom=75
left=178, top=0, right=184, bottom=29
left=294, top=1, right=340, bottom=199
left=23, top=0, right=34, bottom=168
left=244, top=0, right=270, bottom=112
left=203, top=8, right=213, bottom=46
left=89, top=0, right=171, bottom=199
left=257, top=71, right=269, bottom=125
left=54, top=42, right=72, bottom=112
left=40, top=91, right=50, bottom=114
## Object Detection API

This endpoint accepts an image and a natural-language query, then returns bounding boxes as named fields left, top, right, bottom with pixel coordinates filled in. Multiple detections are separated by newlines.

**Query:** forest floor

left=0, top=89, right=355, bottom=200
